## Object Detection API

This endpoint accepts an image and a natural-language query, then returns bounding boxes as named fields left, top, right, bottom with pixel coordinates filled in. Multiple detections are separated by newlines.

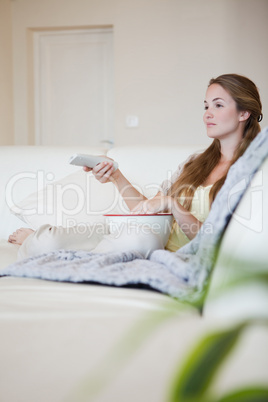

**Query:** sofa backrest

left=0, top=146, right=106, bottom=239
left=1, top=144, right=205, bottom=240
left=107, top=146, right=204, bottom=198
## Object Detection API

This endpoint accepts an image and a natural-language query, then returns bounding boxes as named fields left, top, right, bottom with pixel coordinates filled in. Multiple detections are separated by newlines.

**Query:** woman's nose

left=204, top=108, right=213, bottom=119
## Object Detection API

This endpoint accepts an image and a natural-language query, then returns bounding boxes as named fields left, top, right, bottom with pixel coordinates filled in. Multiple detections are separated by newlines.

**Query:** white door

left=34, top=28, right=114, bottom=146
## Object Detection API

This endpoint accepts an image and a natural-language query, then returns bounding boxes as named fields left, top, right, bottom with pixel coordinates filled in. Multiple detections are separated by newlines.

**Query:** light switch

left=126, top=115, right=139, bottom=128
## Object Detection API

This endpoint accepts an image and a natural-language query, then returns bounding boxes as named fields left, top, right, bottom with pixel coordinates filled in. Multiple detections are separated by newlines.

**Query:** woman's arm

left=83, top=160, right=147, bottom=210
left=171, top=198, right=202, bottom=240
left=131, top=193, right=202, bottom=240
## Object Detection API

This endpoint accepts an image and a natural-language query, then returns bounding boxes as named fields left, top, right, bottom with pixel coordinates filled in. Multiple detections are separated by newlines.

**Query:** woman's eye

left=204, top=106, right=208, bottom=110
left=216, top=103, right=223, bottom=108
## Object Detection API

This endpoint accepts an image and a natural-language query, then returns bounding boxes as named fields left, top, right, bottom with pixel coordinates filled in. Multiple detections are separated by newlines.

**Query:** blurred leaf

left=209, top=253, right=268, bottom=297
left=216, top=387, right=268, bottom=402
left=212, top=270, right=268, bottom=296
left=168, top=323, right=246, bottom=402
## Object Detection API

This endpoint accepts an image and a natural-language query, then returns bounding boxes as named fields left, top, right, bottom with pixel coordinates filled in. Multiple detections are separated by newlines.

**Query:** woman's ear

left=239, top=110, right=250, bottom=122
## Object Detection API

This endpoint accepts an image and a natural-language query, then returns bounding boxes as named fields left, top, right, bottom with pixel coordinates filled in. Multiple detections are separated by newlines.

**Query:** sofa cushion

left=0, top=240, right=19, bottom=270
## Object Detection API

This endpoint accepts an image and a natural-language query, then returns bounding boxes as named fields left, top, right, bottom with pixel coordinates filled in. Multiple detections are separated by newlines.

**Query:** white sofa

left=0, top=145, right=267, bottom=402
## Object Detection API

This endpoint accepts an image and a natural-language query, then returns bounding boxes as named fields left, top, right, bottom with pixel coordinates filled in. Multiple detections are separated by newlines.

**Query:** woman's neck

left=219, top=137, right=242, bottom=162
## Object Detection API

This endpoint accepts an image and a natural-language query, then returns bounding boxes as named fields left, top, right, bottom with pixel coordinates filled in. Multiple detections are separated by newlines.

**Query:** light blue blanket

left=1, top=127, right=268, bottom=304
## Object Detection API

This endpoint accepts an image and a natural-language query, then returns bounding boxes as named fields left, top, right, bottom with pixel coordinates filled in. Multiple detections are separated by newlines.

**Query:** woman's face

left=203, top=83, right=246, bottom=141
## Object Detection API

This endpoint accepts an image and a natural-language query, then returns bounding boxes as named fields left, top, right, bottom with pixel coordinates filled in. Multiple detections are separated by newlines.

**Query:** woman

left=8, top=74, right=263, bottom=258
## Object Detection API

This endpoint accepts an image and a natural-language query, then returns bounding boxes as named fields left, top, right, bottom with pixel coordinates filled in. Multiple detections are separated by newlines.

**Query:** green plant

left=168, top=320, right=268, bottom=402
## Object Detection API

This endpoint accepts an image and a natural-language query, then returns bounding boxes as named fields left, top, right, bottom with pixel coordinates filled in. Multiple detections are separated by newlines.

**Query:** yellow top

left=165, top=185, right=213, bottom=252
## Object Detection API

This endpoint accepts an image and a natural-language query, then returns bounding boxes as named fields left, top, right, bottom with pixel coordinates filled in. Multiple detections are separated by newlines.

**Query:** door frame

left=27, top=25, right=114, bottom=146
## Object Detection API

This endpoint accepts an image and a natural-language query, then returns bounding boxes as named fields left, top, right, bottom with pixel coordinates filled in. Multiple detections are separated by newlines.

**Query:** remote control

left=69, top=154, right=118, bottom=171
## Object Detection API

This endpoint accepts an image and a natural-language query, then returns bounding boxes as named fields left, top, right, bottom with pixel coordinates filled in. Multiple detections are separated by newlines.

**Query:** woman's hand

left=131, top=195, right=175, bottom=214
left=83, top=157, right=119, bottom=184
left=83, top=156, right=147, bottom=210
left=132, top=194, right=203, bottom=240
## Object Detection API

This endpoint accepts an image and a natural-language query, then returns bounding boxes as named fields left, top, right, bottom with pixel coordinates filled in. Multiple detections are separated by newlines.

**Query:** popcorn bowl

left=104, top=213, right=173, bottom=246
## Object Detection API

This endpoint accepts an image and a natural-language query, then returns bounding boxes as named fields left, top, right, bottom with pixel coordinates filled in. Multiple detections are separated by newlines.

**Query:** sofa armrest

left=204, top=159, right=268, bottom=319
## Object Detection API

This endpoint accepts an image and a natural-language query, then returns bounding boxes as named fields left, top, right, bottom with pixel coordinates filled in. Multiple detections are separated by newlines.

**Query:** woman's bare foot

left=8, top=228, right=35, bottom=245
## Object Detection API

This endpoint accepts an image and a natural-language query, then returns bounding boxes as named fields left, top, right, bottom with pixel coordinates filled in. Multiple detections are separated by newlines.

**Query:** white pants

left=18, top=223, right=164, bottom=260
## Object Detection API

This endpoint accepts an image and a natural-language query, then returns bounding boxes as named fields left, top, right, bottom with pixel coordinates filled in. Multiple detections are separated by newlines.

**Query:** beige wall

left=8, top=0, right=268, bottom=146
left=0, top=0, right=14, bottom=145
